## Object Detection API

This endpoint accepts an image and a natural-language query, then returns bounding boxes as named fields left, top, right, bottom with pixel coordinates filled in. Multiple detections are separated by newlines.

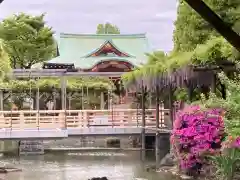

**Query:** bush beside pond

left=170, top=103, right=240, bottom=180
left=171, top=105, right=225, bottom=176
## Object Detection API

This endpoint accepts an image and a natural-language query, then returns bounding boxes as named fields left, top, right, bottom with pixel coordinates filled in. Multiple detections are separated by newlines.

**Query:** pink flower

left=232, top=137, right=240, bottom=148
left=171, top=105, right=225, bottom=172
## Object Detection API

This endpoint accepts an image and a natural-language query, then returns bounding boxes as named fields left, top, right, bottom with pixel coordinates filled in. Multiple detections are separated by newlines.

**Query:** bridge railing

left=0, top=109, right=170, bottom=129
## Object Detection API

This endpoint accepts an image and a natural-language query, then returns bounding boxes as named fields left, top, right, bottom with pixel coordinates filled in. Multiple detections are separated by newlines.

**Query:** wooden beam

left=193, top=65, right=237, bottom=71
left=10, top=69, right=124, bottom=78
left=184, top=0, right=240, bottom=51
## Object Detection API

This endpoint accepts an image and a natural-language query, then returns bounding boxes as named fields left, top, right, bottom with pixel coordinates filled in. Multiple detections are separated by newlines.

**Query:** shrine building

left=41, top=33, right=150, bottom=103
left=43, top=33, right=150, bottom=74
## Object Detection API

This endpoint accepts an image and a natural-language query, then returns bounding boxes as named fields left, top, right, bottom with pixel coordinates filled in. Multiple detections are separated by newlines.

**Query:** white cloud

left=0, top=0, right=177, bottom=51
left=155, top=10, right=176, bottom=20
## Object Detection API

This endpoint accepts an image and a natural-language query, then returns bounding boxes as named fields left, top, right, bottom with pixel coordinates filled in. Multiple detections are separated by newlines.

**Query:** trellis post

left=141, top=82, right=146, bottom=161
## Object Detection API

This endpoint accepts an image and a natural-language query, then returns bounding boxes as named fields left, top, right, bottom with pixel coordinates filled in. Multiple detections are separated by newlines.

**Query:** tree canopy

left=0, top=76, right=114, bottom=92
left=96, top=23, right=120, bottom=34
left=0, top=40, right=11, bottom=80
left=0, top=13, right=57, bottom=69
left=122, top=0, right=240, bottom=92
left=122, top=36, right=235, bottom=93
left=173, top=0, right=240, bottom=52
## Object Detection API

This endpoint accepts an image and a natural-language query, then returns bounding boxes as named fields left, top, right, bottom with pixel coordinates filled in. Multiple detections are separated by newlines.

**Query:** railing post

left=78, top=111, right=82, bottom=127
left=160, top=103, right=164, bottom=127
left=0, top=112, right=4, bottom=128
left=83, top=111, right=87, bottom=127
left=19, top=111, right=24, bottom=129
left=36, top=111, right=40, bottom=129
left=58, top=112, right=65, bottom=129
left=127, top=110, right=131, bottom=127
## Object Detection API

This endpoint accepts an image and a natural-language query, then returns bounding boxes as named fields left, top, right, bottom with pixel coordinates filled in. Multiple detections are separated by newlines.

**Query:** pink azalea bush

left=171, top=105, right=226, bottom=173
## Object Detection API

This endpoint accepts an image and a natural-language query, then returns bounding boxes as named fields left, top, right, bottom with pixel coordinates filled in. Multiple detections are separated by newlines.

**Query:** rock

left=88, top=177, right=108, bottom=180
left=180, top=174, right=192, bottom=179
left=145, top=165, right=156, bottom=172
left=160, top=153, right=175, bottom=167
left=0, top=167, right=22, bottom=173
left=157, top=165, right=179, bottom=174
left=0, top=168, right=7, bottom=173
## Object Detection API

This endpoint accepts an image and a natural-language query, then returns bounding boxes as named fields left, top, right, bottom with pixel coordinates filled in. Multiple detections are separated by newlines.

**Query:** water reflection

left=0, top=151, right=175, bottom=180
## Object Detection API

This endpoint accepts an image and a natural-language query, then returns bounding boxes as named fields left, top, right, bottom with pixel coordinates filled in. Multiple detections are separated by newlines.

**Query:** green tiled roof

left=48, top=33, right=151, bottom=69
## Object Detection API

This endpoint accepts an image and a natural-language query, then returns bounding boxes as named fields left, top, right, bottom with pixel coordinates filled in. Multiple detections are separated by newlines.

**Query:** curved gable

left=83, top=40, right=135, bottom=58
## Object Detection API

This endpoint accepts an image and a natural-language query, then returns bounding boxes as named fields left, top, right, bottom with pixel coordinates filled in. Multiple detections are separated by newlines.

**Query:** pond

left=0, top=150, right=177, bottom=180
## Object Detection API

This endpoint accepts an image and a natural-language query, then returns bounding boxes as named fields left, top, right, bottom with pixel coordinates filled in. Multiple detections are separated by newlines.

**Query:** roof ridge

left=60, top=33, right=146, bottom=39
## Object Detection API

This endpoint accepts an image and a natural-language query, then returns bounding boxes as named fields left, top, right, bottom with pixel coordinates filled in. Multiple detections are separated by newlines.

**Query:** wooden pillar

left=211, top=74, right=217, bottom=93
left=168, top=86, right=175, bottom=158
left=149, top=91, right=152, bottom=108
left=141, top=84, right=146, bottom=160
left=0, top=90, right=3, bottom=111
left=220, top=83, right=226, bottom=99
left=60, top=76, right=67, bottom=110
left=100, top=92, right=105, bottom=110
left=187, top=86, right=193, bottom=102
left=169, top=86, right=174, bottom=129
left=35, top=91, right=40, bottom=109
left=60, top=76, right=67, bottom=128
left=107, top=90, right=110, bottom=110
left=81, top=87, right=84, bottom=110
left=155, top=85, right=160, bottom=168
left=36, top=89, right=40, bottom=128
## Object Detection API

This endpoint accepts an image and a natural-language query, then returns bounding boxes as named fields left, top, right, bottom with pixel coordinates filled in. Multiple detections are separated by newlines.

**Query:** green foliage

left=122, top=0, right=240, bottom=89
left=121, top=50, right=168, bottom=86
left=191, top=73, right=240, bottom=180
left=209, top=148, right=240, bottom=180
left=0, top=40, right=11, bottom=80
left=0, top=77, right=114, bottom=92
left=122, top=35, right=236, bottom=91
left=96, top=23, right=120, bottom=34
left=201, top=72, right=240, bottom=138
left=0, top=13, right=56, bottom=69
left=192, top=37, right=235, bottom=65
left=174, top=0, right=240, bottom=52
left=174, top=88, right=188, bottom=101
left=145, top=51, right=167, bottom=65
left=122, top=0, right=240, bottom=107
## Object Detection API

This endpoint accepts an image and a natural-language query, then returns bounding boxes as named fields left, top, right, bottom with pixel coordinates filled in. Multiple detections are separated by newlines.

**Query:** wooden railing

left=0, top=109, right=170, bottom=129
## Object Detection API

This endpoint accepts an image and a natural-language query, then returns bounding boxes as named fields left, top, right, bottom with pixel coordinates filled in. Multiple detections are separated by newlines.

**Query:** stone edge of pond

left=0, top=167, right=22, bottom=173
left=156, top=165, right=193, bottom=180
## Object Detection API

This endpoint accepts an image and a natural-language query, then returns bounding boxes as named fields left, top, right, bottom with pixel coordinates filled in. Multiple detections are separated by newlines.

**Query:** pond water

left=0, top=150, right=177, bottom=180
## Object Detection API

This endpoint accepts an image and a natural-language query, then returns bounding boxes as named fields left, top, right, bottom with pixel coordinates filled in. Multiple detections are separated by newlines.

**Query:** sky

left=0, top=0, right=178, bottom=52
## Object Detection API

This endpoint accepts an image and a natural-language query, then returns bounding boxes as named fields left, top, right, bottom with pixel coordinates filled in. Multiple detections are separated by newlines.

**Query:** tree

left=96, top=23, right=120, bottom=34
left=146, top=51, right=166, bottom=65
left=174, top=0, right=240, bottom=52
left=0, top=40, right=11, bottom=80
left=0, top=13, right=57, bottom=69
